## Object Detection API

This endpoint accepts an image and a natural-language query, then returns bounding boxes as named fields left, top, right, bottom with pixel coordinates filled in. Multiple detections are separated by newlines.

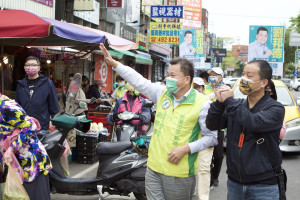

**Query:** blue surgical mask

left=197, top=89, right=202, bottom=93
left=208, top=76, right=219, bottom=84
left=118, top=82, right=125, bottom=87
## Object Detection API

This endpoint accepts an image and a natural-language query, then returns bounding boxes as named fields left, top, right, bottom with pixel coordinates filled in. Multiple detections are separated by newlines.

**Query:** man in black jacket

left=206, top=60, right=284, bottom=200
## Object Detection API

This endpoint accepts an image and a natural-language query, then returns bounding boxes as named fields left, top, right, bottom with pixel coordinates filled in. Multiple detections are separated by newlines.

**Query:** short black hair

left=268, top=80, right=277, bottom=100
left=248, top=60, right=272, bottom=86
left=82, top=75, right=89, bottom=83
left=199, top=71, right=209, bottom=82
left=25, top=56, right=40, bottom=65
left=69, top=73, right=74, bottom=78
left=184, top=31, right=193, bottom=37
left=170, top=57, right=194, bottom=84
left=257, top=27, right=268, bottom=35
left=116, top=75, right=124, bottom=82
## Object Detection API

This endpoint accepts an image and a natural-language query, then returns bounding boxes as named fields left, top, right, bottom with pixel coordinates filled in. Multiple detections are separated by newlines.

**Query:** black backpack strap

left=253, top=133, right=287, bottom=200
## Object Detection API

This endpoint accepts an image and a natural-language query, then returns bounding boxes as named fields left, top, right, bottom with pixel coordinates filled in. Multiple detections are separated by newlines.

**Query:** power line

left=209, top=12, right=291, bottom=20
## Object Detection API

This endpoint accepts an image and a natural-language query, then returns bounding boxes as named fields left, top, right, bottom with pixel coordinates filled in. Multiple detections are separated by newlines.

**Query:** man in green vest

left=100, top=44, right=217, bottom=200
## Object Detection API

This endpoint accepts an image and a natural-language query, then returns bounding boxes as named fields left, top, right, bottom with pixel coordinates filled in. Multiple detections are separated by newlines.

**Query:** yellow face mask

left=239, top=77, right=261, bottom=95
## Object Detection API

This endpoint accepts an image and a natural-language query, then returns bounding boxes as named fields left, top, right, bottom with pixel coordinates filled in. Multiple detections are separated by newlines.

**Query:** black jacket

left=206, top=94, right=285, bottom=184
left=15, top=75, right=59, bottom=130
left=86, top=85, right=100, bottom=99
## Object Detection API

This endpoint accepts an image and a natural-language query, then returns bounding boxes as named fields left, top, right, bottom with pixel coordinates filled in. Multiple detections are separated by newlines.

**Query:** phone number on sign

left=150, top=36, right=179, bottom=43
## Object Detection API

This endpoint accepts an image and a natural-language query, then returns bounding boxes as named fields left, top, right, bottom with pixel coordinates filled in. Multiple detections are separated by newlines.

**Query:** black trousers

left=23, top=173, right=50, bottom=200
left=211, top=130, right=224, bottom=180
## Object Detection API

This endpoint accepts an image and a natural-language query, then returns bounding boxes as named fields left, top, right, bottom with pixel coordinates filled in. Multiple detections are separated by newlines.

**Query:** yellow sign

left=150, top=22, right=182, bottom=44
left=136, top=33, right=149, bottom=51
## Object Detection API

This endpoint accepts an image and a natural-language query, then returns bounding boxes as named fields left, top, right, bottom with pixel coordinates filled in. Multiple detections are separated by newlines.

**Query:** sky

left=202, top=0, right=300, bottom=47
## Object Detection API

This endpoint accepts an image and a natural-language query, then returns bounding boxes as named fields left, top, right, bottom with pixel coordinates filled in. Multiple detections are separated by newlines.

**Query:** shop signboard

left=179, top=29, right=205, bottom=69
left=227, top=66, right=234, bottom=71
left=74, top=0, right=94, bottom=11
left=107, top=0, right=122, bottom=8
left=120, top=22, right=137, bottom=42
left=150, top=22, right=182, bottom=44
left=248, top=25, right=285, bottom=76
left=150, top=43, right=170, bottom=56
left=142, top=0, right=163, bottom=22
left=137, top=33, right=149, bottom=51
left=74, top=0, right=100, bottom=25
left=31, top=0, right=53, bottom=7
left=212, top=48, right=227, bottom=57
left=180, top=0, right=202, bottom=29
left=150, top=6, right=183, bottom=18
left=94, top=54, right=112, bottom=93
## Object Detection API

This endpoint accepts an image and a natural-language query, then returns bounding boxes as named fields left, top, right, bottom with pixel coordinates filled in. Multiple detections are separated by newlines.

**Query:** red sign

left=107, top=0, right=122, bottom=8
left=95, top=54, right=113, bottom=93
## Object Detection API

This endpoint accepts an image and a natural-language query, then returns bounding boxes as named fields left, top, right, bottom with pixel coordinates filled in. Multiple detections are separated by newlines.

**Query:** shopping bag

left=2, top=164, right=29, bottom=200
left=3, top=148, right=24, bottom=184
left=60, top=139, right=72, bottom=176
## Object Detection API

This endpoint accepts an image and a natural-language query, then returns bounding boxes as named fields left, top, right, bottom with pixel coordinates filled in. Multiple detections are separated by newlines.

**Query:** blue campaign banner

left=248, top=25, right=285, bottom=76
left=150, top=6, right=183, bottom=18
left=179, top=29, right=205, bottom=69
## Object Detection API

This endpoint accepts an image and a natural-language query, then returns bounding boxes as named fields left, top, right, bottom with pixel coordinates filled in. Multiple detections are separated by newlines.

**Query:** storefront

left=149, top=43, right=171, bottom=82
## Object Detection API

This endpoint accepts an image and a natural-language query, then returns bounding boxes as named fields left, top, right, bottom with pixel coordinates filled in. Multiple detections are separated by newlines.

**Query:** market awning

left=135, top=54, right=153, bottom=65
left=95, top=49, right=153, bottom=65
left=150, top=52, right=171, bottom=63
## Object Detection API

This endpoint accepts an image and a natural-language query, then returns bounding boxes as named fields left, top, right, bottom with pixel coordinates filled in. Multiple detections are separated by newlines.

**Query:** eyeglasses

left=24, top=64, right=39, bottom=67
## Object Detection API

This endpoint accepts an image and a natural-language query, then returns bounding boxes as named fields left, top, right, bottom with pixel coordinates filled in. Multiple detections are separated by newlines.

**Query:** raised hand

left=99, top=43, right=119, bottom=68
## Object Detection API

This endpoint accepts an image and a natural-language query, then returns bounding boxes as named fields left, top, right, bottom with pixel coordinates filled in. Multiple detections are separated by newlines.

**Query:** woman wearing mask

left=1, top=93, right=52, bottom=200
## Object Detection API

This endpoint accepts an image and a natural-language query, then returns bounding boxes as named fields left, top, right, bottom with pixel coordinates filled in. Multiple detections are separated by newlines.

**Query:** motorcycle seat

left=40, top=130, right=62, bottom=150
left=96, top=141, right=132, bottom=155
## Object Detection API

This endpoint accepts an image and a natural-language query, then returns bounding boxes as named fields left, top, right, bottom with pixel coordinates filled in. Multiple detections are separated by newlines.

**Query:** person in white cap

left=193, top=77, right=205, bottom=94
left=193, top=76, right=215, bottom=200
left=206, top=67, right=225, bottom=189
left=205, top=67, right=224, bottom=101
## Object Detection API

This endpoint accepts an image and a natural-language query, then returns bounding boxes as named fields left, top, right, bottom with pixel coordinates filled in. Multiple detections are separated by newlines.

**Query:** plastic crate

left=132, top=135, right=151, bottom=147
left=76, top=133, right=98, bottom=146
left=76, top=144, right=97, bottom=155
left=77, top=154, right=98, bottom=164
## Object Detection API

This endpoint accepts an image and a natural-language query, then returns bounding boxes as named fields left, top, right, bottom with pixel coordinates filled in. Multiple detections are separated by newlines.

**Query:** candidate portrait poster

left=179, top=29, right=205, bottom=69
left=248, top=25, right=285, bottom=76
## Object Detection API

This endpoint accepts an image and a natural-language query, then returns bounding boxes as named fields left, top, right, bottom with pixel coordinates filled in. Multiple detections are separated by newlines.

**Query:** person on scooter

left=0, top=93, right=52, bottom=200
left=107, top=83, right=151, bottom=141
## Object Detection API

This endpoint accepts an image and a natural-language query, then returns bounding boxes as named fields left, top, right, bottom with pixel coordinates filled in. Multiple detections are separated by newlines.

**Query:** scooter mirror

left=75, top=118, right=91, bottom=133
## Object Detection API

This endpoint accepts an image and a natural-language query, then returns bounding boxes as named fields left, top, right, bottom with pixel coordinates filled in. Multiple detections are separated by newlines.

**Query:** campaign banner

left=180, top=0, right=202, bottom=29
left=150, top=6, right=183, bottom=18
left=150, top=22, right=182, bottom=44
left=248, top=25, right=285, bottom=76
left=179, top=29, right=205, bottom=69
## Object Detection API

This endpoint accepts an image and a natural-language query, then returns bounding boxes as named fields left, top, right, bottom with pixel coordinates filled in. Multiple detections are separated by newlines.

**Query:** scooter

left=41, top=112, right=148, bottom=200
left=110, top=100, right=154, bottom=142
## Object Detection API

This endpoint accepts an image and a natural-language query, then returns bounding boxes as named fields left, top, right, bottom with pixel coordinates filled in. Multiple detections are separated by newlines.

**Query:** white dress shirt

left=114, top=63, right=218, bottom=153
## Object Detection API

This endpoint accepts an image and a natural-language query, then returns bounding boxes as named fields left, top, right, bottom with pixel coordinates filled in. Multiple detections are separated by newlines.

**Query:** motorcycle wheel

left=133, top=193, right=147, bottom=200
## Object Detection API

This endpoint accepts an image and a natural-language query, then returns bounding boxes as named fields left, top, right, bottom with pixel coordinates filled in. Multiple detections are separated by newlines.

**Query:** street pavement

left=51, top=90, right=300, bottom=200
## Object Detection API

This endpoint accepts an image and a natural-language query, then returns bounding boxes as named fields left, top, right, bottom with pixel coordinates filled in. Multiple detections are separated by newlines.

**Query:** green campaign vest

left=116, top=86, right=128, bottom=98
left=147, top=88, right=208, bottom=177
left=204, top=83, right=216, bottom=102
